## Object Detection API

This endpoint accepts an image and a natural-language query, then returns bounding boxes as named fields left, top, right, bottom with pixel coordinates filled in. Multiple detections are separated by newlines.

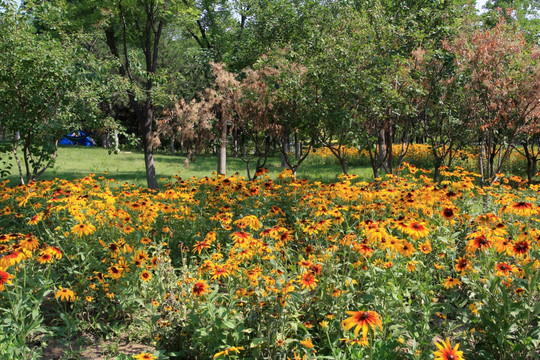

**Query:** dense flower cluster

left=308, top=144, right=528, bottom=176
left=0, top=166, right=538, bottom=359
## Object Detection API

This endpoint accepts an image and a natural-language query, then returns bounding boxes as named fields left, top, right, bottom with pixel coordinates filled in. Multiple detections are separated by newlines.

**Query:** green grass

left=2, top=146, right=373, bottom=187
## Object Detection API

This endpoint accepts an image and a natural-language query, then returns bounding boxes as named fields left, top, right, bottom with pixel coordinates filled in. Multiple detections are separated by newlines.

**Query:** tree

left=0, top=5, right=110, bottom=184
left=166, top=63, right=239, bottom=175
left=156, top=97, right=214, bottom=161
left=482, top=0, right=540, bottom=44
left=515, top=132, right=540, bottom=182
left=155, top=35, right=211, bottom=155
left=414, top=48, right=471, bottom=181
left=98, top=0, right=198, bottom=189
left=313, top=0, right=468, bottom=179
left=233, top=64, right=279, bottom=180
left=444, top=19, right=540, bottom=184
left=261, top=50, right=315, bottom=177
left=294, top=8, right=363, bottom=175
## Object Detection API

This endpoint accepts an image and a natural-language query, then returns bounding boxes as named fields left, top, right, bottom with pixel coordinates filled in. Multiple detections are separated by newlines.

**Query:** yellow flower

left=71, top=223, right=96, bottom=236
left=298, top=271, right=318, bottom=290
left=505, top=201, right=535, bottom=217
left=140, top=270, right=152, bottom=282
left=109, top=265, right=124, bottom=280
left=406, top=260, right=418, bottom=272
left=342, top=310, right=382, bottom=339
left=433, top=338, right=465, bottom=360
left=319, top=320, right=329, bottom=329
left=405, top=221, right=430, bottom=239
left=18, top=235, right=39, bottom=251
left=468, top=303, right=479, bottom=314
left=55, top=287, right=75, bottom=302
left=340, top=337, right=369, bottom=347
left=419, top=240, right=432, bottom=254
left=0, top=270, right=14, bottom=291
left=133, top=353, right=158, bottom=360
left=233, top=215, right=262, bottom=230
left=213, top=346, right=245, bottom=358
left=299, top=338, right=315, bottom=349
left=443, top=277, right=462, bottom=289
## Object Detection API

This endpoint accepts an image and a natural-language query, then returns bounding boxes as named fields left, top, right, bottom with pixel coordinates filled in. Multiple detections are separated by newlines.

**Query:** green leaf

left=250, top=337, right=265, bottom=348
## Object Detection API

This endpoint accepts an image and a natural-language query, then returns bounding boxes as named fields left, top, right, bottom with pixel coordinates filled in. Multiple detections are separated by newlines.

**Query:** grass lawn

left=2, top=146, right=373, bottom=186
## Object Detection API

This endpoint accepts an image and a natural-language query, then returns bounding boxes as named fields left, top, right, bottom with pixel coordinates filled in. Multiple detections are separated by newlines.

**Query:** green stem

left=326, top=329, right=338, bottom=359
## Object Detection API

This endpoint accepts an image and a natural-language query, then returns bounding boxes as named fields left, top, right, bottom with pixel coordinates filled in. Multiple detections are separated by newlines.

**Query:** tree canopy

left=1, top=0, right=539, bottom=185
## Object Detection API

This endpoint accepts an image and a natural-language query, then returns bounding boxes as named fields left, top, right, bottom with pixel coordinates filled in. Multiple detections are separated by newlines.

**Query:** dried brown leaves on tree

left=157, top=62, right=282, bottom=176
left=444, top=19, right=540, bottom=183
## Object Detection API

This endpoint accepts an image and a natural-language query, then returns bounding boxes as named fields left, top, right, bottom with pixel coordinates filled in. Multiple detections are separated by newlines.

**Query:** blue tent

left=59, top=131, right=96, bottom=147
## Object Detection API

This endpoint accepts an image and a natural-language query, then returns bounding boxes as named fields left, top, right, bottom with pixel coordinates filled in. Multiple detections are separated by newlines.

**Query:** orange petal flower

left=434, top=338, right=465, bottom=360
left=342, top=310, right=382, bottom=339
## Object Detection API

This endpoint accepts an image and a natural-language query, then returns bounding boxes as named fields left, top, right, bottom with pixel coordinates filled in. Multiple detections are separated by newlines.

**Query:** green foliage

left=0, top=5, right=115, bottom=184
left=483, top=0, right=540, bottom=44
left=1, top=167, right=539, bottom=358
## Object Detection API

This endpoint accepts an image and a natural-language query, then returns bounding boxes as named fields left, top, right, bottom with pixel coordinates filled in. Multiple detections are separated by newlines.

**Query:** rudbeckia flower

left=441, top=207, right=456, bottom=221
left=192, top=280, right=208, bottom=296
left=298, top=271, right=318, bottom=290
left=71, top=223, right=96, bottom=236
left=342, top=310, right=382, bottom=339
left=419, top=240, right=432, bottom=254
left=140, top=270, right=152, bottom=282
left=133, top=353, right=158, bottom=360
left=299, top=337, right=315, bottom=349
left=433, top=338, right=465, bottom=360
left=443, top=277, right=462, bottom=289
left=0, top=270, right=14, bottom=291
left=398, top=241, right=416, bottom=257
left=512, top=239, right=530, bottom=257
left=455, top=257, right=472, bottom=273
left=506, top=201, right=535, bottom=217
left=340, top=337, right=370, bottom=347
left=18, top=235, right=39, bottom=250
left=406, top=221, right=430, bottom=239
left=213, top=346, right=245, bottom=359
left=494, top=262, right=515, bottom=276
left=55, top=287, right=75, bottom=302
left=37, top=252, right=54, bottom=264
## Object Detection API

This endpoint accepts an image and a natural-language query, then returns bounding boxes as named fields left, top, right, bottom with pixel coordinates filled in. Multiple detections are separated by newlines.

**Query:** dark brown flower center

left=477, top=236, right=487, bottom=245
left=361, top=312, right=369, bottom=319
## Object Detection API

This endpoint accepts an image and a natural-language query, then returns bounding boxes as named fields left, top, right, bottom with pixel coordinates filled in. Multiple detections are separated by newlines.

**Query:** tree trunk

left=364, top=131, right=379, bottom=179
left=113, top=130, right=119, bottom=152
left=433, top=157, right=443, bottom=183
left=524, top=143, right=537, bottom=183
left=294, top=131, right=301, bottom=159
left=339, top=156, right=348, bottom=175
left=527, top=157, right=537, bottom=183
left=386, top=125, right=393, bottom=174
left=12, top=134, right=24, bottom=185
left=233, top=126, right=239, bottom=157
left=479, top=143, right=485, bottom=186
left=170, top=137, right=175, bottom=155
left=142, top=105, right=158, bottom=189
left=102, top=133, right=111, bottom=148
left=218, top=116, right=227, bottom=175
left=378, top=128, right=387, bottom=171
left=281, top=129, right=290, bottom=168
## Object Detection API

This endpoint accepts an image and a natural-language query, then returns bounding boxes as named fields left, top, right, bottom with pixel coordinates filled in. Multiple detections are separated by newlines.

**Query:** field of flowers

left=0, top=165, right=539, bottom=359
left=306, top=144, right=529, bottom=176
